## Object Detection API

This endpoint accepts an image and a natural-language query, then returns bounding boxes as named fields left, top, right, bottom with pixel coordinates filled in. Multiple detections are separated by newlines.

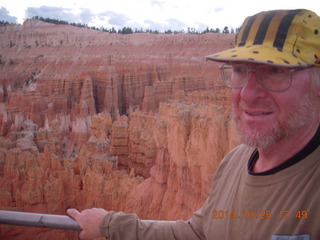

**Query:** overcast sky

left=0, top=0, right=320, bottom=32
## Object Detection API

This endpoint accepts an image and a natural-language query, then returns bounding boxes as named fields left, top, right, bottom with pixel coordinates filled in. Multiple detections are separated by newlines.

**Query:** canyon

left=0, top=19, right=239, bottom=239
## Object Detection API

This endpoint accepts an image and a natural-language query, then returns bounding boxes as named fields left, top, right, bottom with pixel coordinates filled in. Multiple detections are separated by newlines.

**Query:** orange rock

left=0, top=20, right=240, bottom=239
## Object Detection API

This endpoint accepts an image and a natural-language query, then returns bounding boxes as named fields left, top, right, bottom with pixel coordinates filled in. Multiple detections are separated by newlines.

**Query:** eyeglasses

left=219, top=63, right=303, bottom=92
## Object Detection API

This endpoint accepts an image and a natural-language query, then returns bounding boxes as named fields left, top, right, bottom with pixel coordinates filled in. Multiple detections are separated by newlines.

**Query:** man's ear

left=318, top=78, right=320, bottom=97
left=315, top=68, right=320, bottom=97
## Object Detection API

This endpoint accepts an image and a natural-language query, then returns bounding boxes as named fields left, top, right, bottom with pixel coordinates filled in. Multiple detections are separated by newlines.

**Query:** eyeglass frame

left=219, top=63, right=306, bottom=92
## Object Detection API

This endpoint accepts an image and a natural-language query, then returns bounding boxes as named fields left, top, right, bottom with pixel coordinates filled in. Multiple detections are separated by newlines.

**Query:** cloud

left=25, top=6, right=96, bottom=24
left=166, top=18, right=186, bottom=30
left=144, top=19, right=166, bottom=31
left=0, top=7, right=18, bottom=23
left=79, top=8, right=95, bottom=24
left=144, top=18, right=187, bottom=31
left=100, top=11, right=131, bottom=27
left=214, top=8, right=224, bottom=13
left=194, top=22, right=210, bottom=31
left=151, top=0, right=165, bottom=7
left=26, top=6, right=79, bottom=22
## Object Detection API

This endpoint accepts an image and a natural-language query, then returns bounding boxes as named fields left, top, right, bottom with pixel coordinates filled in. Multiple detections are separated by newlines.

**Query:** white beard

left=235, top=86, right=318, bottom=149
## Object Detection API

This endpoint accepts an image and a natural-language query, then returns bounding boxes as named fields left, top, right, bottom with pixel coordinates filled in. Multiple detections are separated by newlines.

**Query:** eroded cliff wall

left=0, top=20, right=239, bottom=239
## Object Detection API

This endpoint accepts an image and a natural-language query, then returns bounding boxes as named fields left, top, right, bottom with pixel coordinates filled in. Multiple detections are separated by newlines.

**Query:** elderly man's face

left=231, top=64, right=320, bottom=148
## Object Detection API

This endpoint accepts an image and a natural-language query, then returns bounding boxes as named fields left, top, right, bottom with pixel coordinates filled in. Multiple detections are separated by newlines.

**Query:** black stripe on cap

left=238, top=14, right=259, bottom=46
left=273, top=9, right=303, bottom=50
left=253, top=11, right=277, bottom=45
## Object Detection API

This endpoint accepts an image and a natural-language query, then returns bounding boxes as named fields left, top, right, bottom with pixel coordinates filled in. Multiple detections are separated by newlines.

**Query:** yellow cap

left=206, top=9, right=320, bottom=67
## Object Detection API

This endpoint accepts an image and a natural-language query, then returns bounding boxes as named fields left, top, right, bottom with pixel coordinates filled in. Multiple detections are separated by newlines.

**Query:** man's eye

left=270, top=67, right=284, bottom=73
left=233, top=66, right=246, bottom=73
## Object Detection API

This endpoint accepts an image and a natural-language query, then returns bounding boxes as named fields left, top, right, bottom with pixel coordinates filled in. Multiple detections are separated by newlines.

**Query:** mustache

left=238, top=100, right=275, bottom=111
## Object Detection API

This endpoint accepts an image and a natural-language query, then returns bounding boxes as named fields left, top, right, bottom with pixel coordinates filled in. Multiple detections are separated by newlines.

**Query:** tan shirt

left=100, top=144, right=320, bottom=240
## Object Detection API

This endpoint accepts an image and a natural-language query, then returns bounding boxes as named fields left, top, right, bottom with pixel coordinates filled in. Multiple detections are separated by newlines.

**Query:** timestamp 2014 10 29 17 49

left=211, top=210, right=309, bottom=220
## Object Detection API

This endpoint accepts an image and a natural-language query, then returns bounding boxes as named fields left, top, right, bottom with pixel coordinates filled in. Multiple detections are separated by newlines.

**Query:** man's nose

left=240, top=70, right=268, bottom=100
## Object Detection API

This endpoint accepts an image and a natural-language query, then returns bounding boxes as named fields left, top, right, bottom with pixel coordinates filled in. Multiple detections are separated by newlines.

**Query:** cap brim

left=206, top=45, right=309, bottom=67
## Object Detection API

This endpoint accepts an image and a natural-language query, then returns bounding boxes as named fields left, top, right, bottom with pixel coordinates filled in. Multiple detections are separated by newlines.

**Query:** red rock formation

left=0, top=20, right=240, bottom=239
left=124, top=94, right=235, bottom=220
left=0, top=19, right=234, bottom=135
left=127, top=111, right=157, bottom=178
left=0, top=116, right=142, bottom=240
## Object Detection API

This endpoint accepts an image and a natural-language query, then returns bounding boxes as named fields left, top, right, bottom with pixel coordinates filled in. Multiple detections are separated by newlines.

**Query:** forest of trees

left=31, top=16, right=238, bottom=34
left=0, top=20, right=12, bottom=26
left=1, top=17, right=237, bottom=34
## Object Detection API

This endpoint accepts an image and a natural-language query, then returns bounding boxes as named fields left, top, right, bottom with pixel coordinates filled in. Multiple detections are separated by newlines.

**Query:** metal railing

left=0, top=210, right=175, bottom=232
left=0, top=210, right=82, bottom=231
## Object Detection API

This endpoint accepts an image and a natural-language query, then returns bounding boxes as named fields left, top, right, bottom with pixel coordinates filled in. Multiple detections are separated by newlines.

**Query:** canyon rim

left=0, top=19, right=240, bottom=239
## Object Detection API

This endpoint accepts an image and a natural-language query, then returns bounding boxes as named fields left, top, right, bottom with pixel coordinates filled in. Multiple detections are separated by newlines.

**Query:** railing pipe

left=0, top=210, right=175, bottom=231
left=0, top=210, right=82, bottom=231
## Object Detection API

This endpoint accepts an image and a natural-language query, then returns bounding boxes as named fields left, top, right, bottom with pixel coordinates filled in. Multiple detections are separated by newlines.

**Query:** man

left=68, top=9, right=320, bottom=240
